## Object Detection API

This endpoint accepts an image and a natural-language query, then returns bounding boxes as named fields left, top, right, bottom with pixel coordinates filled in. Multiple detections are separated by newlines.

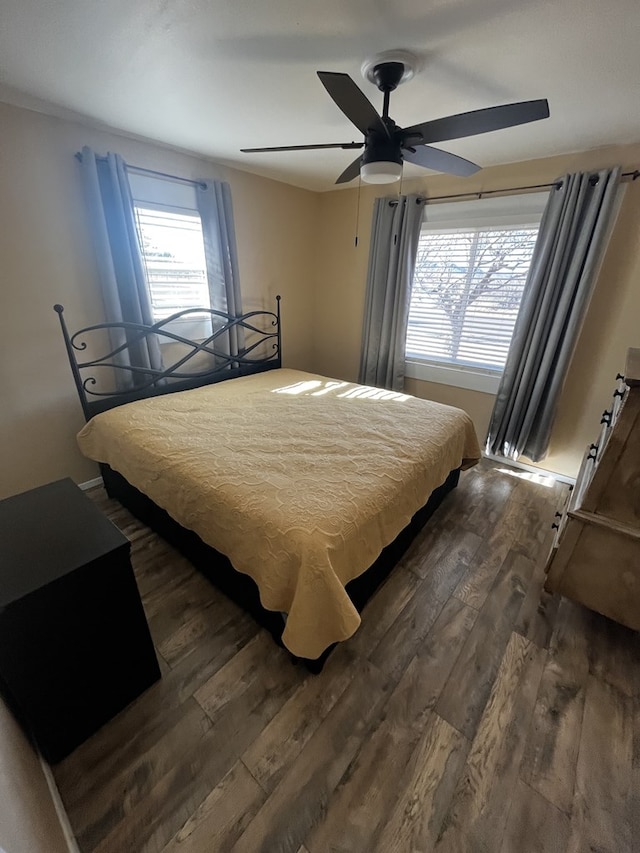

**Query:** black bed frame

left=54, top=299, right=283, bottom=419
left=55, top=299, right=460, bottom=671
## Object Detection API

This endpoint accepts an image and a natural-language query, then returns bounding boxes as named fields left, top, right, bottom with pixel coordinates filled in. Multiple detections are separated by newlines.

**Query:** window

left=405, top=192, right=548, bottom=393
left=128, top=172, right=211, bottom=328
left=134, top=206, right=209, bottom=320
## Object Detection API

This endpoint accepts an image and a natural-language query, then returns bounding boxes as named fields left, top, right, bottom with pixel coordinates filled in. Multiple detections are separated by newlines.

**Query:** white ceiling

left=1, top=0, right=639, bottom=192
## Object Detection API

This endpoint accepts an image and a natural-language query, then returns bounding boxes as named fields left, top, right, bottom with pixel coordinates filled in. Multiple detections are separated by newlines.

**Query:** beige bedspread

left=77, top=369, right=480, bottom=658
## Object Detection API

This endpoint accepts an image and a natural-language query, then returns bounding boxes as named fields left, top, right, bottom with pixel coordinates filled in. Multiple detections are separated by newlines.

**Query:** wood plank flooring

left=52, top=461, right=639, bottom=852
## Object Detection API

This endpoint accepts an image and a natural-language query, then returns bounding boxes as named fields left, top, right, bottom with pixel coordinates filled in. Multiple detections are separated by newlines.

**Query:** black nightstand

left=0, top=478, right=160, bottom=763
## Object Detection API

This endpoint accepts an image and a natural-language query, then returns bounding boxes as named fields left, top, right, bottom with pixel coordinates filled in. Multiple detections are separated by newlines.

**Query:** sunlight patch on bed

left=311, top=381, right=350, bottom=396
left=273, top=380, right=324, bottom=394
left=272, top=379, right=409, bottom=401
left=337, top=386, right=410, bottom=401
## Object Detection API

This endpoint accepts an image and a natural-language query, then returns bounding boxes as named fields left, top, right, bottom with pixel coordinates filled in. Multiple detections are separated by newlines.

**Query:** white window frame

left=405, top=192, right=549, bottom=394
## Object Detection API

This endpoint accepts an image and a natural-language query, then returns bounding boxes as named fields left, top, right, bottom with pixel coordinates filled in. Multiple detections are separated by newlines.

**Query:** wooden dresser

left=544, top=347, right=640, bottom=630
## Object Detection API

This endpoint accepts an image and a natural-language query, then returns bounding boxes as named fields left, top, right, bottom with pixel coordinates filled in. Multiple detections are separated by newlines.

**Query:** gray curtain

left=197, top=180, right=244, bottom=357
left=486, top=167, right=622, bottom=462
left=80, top=146, right=162, bottom=388
left=359, top=194, right=424, bottom=391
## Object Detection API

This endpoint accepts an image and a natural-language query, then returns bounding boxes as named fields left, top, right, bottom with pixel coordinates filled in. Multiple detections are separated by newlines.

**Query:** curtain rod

left=389, top=169, right=640, bottom=206
left=75, top=151, right=638, bottom=201
left=74, top=152, right=207, bottom=190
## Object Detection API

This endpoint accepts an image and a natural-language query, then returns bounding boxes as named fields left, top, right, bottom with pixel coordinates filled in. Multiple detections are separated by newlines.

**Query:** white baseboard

left=39, top=754, right=80, bottom=852
left=482, top=452, right=576, bottom=486
left=78, top=476, right=103, bottom=491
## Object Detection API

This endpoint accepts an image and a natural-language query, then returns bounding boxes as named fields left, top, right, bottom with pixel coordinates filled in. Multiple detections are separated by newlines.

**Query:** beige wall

left=312, top=144, right=640, bottom=477
left=0, top=102, right=318, bottom=499
left=0, top=698, right=70, bottom=853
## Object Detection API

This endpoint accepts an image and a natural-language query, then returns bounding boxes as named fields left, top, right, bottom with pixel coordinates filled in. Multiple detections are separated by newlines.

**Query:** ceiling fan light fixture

left=360, top=160, right=403, bottom=183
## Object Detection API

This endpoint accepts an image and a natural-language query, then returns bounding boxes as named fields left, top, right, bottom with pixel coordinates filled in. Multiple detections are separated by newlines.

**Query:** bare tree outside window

left=407, top=226, right=539, bottom=370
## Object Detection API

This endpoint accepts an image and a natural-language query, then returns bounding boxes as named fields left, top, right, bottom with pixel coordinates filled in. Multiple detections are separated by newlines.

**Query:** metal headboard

left=55, top=296, right=282, bottom=420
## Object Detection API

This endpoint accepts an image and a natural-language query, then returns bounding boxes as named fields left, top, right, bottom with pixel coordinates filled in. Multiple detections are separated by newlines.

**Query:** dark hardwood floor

left=52, top=461, right=639, bottom=852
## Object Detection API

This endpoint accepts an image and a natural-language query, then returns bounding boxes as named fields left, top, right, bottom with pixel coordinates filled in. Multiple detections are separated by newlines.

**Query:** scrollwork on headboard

left=54, top=297, right=282, bottom=420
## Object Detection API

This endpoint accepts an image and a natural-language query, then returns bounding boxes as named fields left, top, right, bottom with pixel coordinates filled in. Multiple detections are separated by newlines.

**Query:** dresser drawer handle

left=551, top=522, right=559, bottom=530
left=616, top=373, right=625, bottom=381
left=601, top=409, right=612, bottom=425
left=613, top=389, right=625, bottom=399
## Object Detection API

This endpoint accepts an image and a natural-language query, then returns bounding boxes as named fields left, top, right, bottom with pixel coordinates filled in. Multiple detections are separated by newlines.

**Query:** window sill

left=404, top=360, right=502, bottom=394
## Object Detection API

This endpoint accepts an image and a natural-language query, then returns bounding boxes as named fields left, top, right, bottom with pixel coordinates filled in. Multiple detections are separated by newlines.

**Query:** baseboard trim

left=482, top=452, right=576, bottom=486
left=78, top=476, right=103, bottom=491
left=38, top=754, right=80, bottom=852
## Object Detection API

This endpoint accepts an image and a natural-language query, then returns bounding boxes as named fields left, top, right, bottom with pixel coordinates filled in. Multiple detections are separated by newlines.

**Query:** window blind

left=133, top=206, right=210, bottom=320
left=406, top=193, right=547, bottom=373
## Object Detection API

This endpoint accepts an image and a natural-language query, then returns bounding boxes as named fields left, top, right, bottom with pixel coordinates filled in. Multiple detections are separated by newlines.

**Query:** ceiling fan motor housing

left=362, top=131, right=403, bottom=167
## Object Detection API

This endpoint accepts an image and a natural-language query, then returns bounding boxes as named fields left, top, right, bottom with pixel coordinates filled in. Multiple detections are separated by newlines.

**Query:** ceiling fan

left=241, top=51, right=550, bottom=185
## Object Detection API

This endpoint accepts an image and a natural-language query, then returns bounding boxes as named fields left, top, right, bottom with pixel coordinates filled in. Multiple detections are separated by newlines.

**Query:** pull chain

left=393, top=174, right=405, bottom=245
left=354, top=174, right=362, bottom=247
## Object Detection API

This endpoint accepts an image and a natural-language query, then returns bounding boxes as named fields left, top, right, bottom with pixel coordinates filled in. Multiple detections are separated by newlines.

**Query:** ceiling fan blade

left=335, top=156, right=362, bottom=184
left=402, top=99, right=550, bottom=145
left=403, top=144, right=480, bottom=177
left=317, top=71, right=389, bottom=138
left=241, top=142, right=364, bottom=153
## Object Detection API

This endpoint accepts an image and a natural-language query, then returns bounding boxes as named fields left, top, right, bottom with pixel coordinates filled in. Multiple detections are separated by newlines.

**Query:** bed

left=55, top=299, right=480, bottom=670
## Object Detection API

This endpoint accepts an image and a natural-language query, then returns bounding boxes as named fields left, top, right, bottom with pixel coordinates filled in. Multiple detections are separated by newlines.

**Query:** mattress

left=77, top=369, right=481, bottom=658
